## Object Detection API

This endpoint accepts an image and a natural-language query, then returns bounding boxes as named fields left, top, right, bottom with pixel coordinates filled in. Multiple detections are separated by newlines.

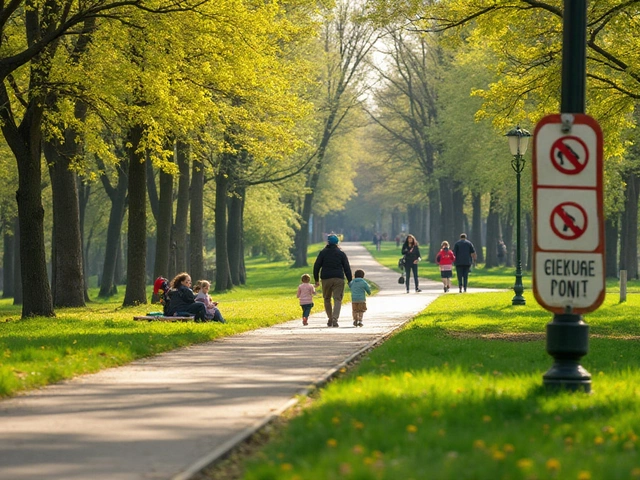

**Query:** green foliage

left=243, top=291, right=640, bottom=480
left=244, top=185, right=300, bottom=260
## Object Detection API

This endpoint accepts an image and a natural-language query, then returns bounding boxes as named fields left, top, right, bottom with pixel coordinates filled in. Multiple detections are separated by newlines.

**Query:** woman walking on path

left=436, top=241, right=456, bottom=293
left=401, top=234, right=422, bottom=293
left=313, top=234, right=353, bottom=327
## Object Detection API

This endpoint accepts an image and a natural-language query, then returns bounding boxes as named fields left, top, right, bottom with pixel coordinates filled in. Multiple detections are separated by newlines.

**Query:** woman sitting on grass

left=167, top=272, right=207, bottom=322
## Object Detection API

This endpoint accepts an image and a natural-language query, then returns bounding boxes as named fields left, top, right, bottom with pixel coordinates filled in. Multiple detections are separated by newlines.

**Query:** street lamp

left=505, top=125, right=531, bottom=306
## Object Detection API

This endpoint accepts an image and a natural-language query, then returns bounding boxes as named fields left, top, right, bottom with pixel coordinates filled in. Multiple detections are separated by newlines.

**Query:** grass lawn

left=0, top=244, right=345, bottom=397
left=365, top=241, right=640, bottom=293
left=241, top=291, right=640, bottom=480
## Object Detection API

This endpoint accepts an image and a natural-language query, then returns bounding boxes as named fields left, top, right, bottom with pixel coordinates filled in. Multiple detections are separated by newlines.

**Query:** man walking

left=453, top=233, right=477, bottom=293
left=314, top=234, right=352, bottom=327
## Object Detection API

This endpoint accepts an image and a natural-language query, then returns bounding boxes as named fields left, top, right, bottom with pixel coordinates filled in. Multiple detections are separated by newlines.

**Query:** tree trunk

left=228, top=186, right=246, bottom=285
left=391, top=208, right=401, bottom=240
left=471, top=193, right=483, bottom=263
left=44, top=139, right=85, bottom=307
left=439, top=178, right=454, bottom=246
left=189, top=159, right=205, bottom=282
left=502, top=214, right=514, bottom=268
left=152, top=165, right=174, bottom=299
left=174, top=141, right=190, bottom=273
left=78, top=179, right=91, bottom=301
left=452, top=182, right=465, bottom=245
left=214, top=166, right=233, bottom=292
left=123, top=126, right=148, bottom=306
left=485, top=193, right=500, bottom=268
left=620, top=171, right=639, bottom=279
left=2, top=228, right=14, bottom=298
left=3, top=107, right=54, bottom=317
left=13, top=217, right=22, bottom=305
left=605, top=216, right=618, bottom=278
left=98, top=161, right=128, bottom=297
left=428, top=190, right=441, bottom=262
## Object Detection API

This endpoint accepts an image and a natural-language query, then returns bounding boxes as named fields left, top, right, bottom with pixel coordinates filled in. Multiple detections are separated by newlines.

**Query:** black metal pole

left=543, top=0, right=591, bottom=392
left=512, top=155, right=525, bottom=305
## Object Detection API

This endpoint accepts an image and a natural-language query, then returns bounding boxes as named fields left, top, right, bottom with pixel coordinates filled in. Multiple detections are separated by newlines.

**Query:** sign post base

left=543, top=312, right=591, bottom=392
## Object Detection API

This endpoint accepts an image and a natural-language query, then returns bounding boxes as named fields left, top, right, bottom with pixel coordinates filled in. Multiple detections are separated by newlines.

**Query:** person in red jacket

left=436, top=241, right=456, bottom=293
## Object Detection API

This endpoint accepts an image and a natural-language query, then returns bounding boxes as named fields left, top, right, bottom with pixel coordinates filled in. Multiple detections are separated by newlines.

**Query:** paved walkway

left=0, top=243, right=462, bottom=480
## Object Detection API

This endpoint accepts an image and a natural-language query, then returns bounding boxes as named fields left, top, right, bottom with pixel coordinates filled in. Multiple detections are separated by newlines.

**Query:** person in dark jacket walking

left=313, top=234, right=352, bottom=327
left=167, top=272, right=208, bottom=322
left=401, top=234, right=422, bottom=293
left=453, top=233, right=477, bottom=293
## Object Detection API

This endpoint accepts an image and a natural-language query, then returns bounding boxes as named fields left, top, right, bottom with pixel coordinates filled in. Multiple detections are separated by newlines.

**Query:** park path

left=0, top=243, right=455, bottom=480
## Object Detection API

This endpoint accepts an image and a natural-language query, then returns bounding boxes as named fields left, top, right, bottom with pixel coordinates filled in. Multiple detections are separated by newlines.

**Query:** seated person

left=193, top=280, right=226, bottom=323
left=166, top=272, right=207, bottom=322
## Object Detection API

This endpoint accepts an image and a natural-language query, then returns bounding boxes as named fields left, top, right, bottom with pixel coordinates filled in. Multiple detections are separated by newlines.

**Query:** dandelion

left=546, top=458, right=561, bottom=472
left=327, top=438, right=337, bottom=447
left=517, top=458, right=533, bottom=469
left=483, top=415, right=492, bottom=423
left=503, top=444, right=515, bottom=453
left=473, top=440, right=486, bottom=450
left=280, top=463, right=293, bottom=472
left=353, top=420, right=364, bottom=430
left=404, top=372, right=413, bottom=379
left=492, top=451, right=506, bottom=461
left=594, top=436, right=604, bottom=445
left=357, top=376, right=363, bottom=382
left=602, top=426, right=615, bottom=434
left=624, top=441, right=635, bottom=451
left=352, top=445, right=364, bottom=455
left=431, top=410, right=441, bottom=418
left=438, top=429, right=446, bottom=436
left=332, top=416, right=340, bottom=425
left=564, top=437, right=574, bottom=446
left=631, top=467, right=640, bottom=478
left=406, top=425, right=418, bottom=433
left=340, top=463, right=352, bottom=475
left=577, top=471, right=591, bottom=480
left=383, top=375, right=390, bottom=381
left=339, top=367, right=347, bottom=373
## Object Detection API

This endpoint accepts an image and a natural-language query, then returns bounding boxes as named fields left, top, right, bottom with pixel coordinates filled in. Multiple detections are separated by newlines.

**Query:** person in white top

left=297, top=273, right=316, bottom=326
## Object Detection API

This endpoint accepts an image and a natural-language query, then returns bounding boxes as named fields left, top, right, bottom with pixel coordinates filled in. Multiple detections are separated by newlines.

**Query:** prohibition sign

left=550, top=202, right=588, bottom=240
left=550, top=136, right=589, bottom=175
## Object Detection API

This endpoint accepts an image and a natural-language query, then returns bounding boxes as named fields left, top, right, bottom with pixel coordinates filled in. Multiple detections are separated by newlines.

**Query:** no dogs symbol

left=550, top=202, right=588, bottom=240
left=550, top=136, right=589, bottom=175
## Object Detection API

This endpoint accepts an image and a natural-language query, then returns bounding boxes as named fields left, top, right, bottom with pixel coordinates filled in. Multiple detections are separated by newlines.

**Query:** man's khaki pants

left=321, top=277, right=345, bottom=323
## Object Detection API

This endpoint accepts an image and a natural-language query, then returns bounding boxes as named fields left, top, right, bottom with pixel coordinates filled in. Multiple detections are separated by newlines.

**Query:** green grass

left=365, top=241, right=640, bottom=293
left=241, top=292, right=640, bottom=480
left=0, top=244, right=348, bottom=398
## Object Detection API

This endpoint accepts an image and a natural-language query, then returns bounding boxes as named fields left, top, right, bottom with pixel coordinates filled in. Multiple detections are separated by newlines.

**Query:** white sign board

left=532, top=114, right=605, bottom=314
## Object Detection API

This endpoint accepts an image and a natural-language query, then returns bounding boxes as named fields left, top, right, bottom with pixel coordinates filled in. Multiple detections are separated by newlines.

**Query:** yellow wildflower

left=406, top=425, right=418, bottom=433
left=503, top=444, right=515, bottom=453
left=352, top=445, right=364, bottom=455
left=546, top=458, right=561, bottom=471
left=577, top=471, right=591, bottom=480
left=483, top=415, right=492, bottom=423
left=331, top=416, right=340, bottom=425
left=492, top=451, right=506, bottom=461
left=517, top=458, right=533, bottom=469
left=327, top=439, right=337, bottom=447
left=280, top=463, right=293, bottom=471
left=594, top=436, right=604, bottom=445
left=473, top=440, right=486, bottom=450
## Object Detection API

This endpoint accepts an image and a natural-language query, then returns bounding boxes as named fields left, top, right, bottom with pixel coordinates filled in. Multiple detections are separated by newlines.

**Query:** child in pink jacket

left=297, top=274, right=316, bottom=326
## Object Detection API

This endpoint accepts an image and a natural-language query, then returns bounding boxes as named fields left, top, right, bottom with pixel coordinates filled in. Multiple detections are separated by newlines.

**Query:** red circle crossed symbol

left=550, top=136, right=589, bottom=175
left=550, top=202, right=588, bottom=240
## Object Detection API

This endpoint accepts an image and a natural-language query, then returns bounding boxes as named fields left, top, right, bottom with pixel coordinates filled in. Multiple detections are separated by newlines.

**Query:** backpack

left=153, top=277, right=171, bottom=315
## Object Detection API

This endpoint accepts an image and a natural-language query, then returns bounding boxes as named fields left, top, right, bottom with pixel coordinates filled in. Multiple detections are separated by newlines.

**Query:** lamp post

left=505, top=126, right=531, bottom=306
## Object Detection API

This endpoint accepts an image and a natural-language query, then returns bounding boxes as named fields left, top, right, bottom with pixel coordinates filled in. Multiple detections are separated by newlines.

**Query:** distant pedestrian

left=401, top=234, right=422, bottom=293
left=349, top=269, right=371, bottom=327
left=395, top=235, right=401, bottom=247
left=193, top=280, right=226, bottom=323
left=453, top=233, right=477, bottom=293
left=297, top=273, right=316, bottom=326
left=436, top=241, right=456, bottom=293
left=166, top=272, right=207, bottom=322
left=313, top=234, right=353, bottom=327
left=375, top=233, right=382, bottom=251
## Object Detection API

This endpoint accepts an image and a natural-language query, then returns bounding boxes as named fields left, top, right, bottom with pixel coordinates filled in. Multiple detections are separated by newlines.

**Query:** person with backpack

left=313, top=234, right=352, bottom=328
left=401, top=234, right=422, bottom=293
left=436, top=241, right=456, bottom=293
left=166, top=272, right=208, bottom=322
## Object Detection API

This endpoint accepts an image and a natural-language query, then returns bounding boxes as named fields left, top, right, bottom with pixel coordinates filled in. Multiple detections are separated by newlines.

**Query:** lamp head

left=505, top=125, right=532, bottom=156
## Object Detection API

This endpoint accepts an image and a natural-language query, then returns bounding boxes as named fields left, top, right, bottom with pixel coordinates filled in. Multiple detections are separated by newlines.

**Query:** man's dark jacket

left=313, top=245, right=352, bottom=283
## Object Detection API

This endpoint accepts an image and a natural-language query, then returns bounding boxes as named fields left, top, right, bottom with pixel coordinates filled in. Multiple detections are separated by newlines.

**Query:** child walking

left=297, top=274, right=315, bottom=326
left=193, top=280, right=226, bottom=323
left=436, top=241, right=456, bottom=293
left=349, top=269, right=371, bottom=327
